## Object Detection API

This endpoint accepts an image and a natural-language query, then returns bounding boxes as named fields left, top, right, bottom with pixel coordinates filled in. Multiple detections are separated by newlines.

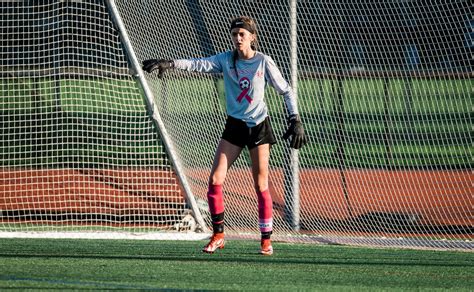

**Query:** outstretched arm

left=142, top=54, right=223, bottom=78
left=173, top=54, right=223, bottom=73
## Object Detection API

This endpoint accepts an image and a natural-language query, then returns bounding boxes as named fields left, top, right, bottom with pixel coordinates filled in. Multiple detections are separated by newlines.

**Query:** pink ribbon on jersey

left=237, top=89, right=252, bottom=103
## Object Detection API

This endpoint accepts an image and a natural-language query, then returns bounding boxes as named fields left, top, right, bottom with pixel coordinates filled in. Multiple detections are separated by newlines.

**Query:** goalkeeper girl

left=142, top=16, right=306, bottom=255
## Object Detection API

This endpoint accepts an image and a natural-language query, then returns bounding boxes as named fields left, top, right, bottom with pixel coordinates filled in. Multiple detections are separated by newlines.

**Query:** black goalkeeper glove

left=142, top=59, right=174, bottom=78
left=282, top=114, right=307, bottom=149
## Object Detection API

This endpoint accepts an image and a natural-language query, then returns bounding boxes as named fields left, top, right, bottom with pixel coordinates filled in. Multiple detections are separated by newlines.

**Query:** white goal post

left=0, top=0, right=472, bottom=250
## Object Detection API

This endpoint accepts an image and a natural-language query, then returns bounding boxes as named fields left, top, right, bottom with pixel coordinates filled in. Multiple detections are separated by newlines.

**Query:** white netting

left=0, top=0, right=188, bottom=232
left=114, top=0, right=472, bottom=249
left=0, top=0, right=472, bottom=250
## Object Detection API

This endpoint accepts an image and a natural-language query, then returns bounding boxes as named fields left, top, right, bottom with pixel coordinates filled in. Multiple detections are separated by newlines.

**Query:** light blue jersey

left=174, top=51, right=298, bottom=127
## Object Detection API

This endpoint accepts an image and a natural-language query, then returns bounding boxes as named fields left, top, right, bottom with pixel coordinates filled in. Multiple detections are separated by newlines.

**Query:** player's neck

left=237, top=49, right=256, bottom=60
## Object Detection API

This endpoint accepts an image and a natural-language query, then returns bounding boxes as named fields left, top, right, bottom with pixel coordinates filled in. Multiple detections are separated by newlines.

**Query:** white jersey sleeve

left=264, top=56, right=299, bottom=116
left=173, top=53, right=224, bottom=73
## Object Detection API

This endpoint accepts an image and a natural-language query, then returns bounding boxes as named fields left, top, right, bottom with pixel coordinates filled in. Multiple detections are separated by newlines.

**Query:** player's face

left=231, top=28, right=255, bottom=51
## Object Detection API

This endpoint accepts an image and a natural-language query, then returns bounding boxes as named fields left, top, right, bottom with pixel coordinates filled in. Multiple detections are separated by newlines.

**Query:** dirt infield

left=0, top=168, right=472, bottom=236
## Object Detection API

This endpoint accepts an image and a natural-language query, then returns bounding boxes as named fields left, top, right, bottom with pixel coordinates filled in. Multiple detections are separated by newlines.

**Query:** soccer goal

left=1, top=0, right=472, bottom=250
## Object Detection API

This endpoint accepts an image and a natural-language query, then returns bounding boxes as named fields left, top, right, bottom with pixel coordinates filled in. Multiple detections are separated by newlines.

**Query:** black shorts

left=221, top=116, right=277, bottom=149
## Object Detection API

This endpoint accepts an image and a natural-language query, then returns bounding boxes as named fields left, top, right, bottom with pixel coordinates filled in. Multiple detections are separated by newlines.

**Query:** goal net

left=1, top=0, right=472, bottom=250
left=0, top=0, right=190, bottom=235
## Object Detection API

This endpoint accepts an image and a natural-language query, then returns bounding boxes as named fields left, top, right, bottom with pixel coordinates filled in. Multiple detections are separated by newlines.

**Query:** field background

left=1, top=77, right=471, bottom=168
left=1, top=2, right=472, bottom=290
left=1, top=76, right=472, bottom=237
left=0, top=238, right=473, bottom=290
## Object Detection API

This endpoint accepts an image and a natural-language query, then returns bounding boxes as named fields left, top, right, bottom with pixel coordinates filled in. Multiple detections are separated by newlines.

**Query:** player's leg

left=207, top=138, right=243, bottom=232
left=248, top=117, right=276, bottom=255
left=203, top=138, right=243, bottom=253
left=249, top=143, right=274, bottom=255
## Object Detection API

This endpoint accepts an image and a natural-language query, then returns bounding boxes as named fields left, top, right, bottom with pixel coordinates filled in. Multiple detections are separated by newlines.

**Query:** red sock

left=207, top=184, right=224, bottom=219
left=207, top=184, right=224, bottom=233
left=257, top=189, right=273, bottom=233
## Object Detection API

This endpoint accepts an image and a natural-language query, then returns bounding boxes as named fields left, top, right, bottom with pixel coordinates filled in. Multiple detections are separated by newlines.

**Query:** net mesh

left=1, top=0, right=472, bottom=250
left=0, top=0, right=187, bottom=232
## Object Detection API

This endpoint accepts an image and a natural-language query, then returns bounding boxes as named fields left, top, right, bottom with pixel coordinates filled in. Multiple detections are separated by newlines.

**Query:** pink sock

left=207, top=184, right=224, bottom=220
left=257, top=189, right=273, bottom=233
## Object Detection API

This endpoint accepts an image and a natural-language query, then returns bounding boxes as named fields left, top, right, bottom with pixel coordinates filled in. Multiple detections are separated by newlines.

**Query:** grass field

left=0, top=238, right=472, bottom=290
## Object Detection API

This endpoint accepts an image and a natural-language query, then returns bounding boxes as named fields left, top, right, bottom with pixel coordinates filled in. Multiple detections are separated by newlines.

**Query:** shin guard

left=207, top=184, right=224, bottom=233
left=257, top=189, right=273, bottom=233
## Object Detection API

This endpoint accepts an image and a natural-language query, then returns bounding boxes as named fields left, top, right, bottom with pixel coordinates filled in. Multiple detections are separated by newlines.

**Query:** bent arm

left=265, top=57, right=298, bottom=116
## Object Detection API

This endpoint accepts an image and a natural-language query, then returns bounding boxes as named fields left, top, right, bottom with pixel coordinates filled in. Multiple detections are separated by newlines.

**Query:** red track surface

left=0, top=169, right=184, bottom=216
left=1, top=168, right=472, bottom=234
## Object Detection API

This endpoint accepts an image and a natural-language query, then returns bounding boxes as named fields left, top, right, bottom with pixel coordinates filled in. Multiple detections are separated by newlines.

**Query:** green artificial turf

left=0, top=238, right=472, bottom=290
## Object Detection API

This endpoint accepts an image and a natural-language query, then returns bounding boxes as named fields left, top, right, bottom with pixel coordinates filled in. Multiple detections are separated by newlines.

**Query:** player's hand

left=142, top=59, right=174, bottom=78
left=282, top=114, right=307, bottom=149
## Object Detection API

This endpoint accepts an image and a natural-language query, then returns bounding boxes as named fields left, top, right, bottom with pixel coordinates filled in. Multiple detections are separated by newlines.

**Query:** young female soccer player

left=142, top=16, right=306, bottom=255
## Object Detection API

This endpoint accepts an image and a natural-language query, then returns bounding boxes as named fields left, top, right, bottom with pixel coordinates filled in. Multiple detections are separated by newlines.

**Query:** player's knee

left=254, top=181, right=268, bottom=193
left=209, top=173, right=226, bottom=186
left=254, top=173, right=269, bottom=191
